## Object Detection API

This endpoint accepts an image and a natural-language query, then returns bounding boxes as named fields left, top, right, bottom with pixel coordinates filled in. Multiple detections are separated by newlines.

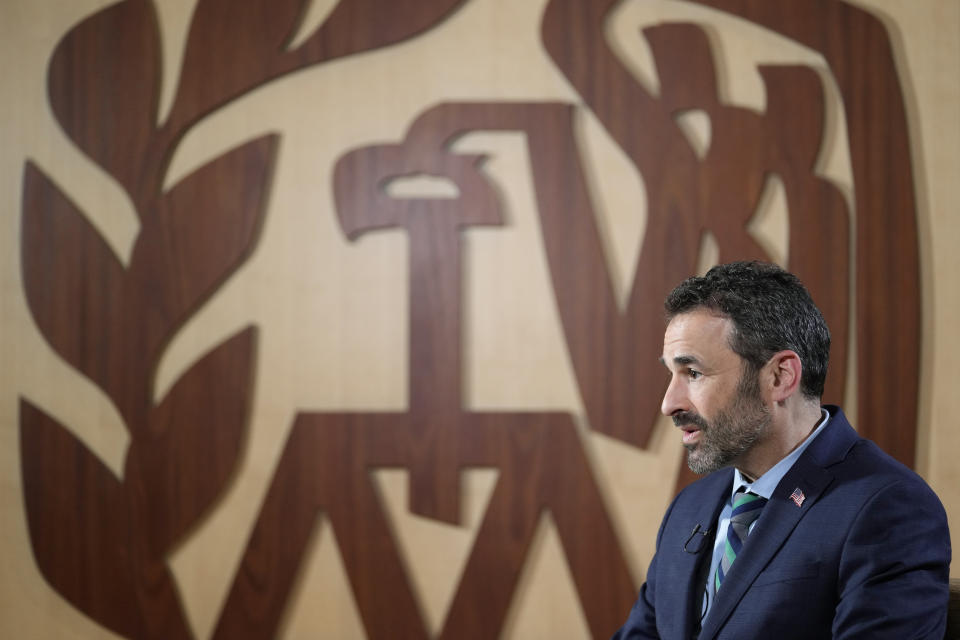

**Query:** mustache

left=672, top=411, right=708, bottom=429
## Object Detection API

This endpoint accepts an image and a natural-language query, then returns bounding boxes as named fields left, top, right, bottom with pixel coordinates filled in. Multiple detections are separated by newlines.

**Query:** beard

left=673, top=368, right=771, bottom=475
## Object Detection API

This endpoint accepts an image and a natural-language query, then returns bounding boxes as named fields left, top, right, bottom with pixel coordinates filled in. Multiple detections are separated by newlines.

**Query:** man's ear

left=766, top=350, right=803, bottom=404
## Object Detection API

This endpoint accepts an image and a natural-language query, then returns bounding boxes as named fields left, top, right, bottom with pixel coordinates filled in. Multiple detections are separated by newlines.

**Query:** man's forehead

left=661, top=310, right=735, bottom=363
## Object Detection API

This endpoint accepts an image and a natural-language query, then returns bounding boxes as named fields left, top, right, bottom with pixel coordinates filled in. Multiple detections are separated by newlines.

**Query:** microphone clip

left=683, top=523, right=712, bottom=554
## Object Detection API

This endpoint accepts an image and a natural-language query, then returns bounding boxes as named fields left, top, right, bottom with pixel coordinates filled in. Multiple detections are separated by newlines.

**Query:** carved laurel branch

left=19, top=0, right=464, bottom=637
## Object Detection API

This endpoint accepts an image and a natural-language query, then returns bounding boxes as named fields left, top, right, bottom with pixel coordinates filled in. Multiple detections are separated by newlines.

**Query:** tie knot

left=730, top=490, right=767, bottom=527
left=732, top=489, right=766, bottom=511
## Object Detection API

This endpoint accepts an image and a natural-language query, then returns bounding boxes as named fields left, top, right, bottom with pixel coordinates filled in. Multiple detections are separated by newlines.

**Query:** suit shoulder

left=831, top=437, right=946, bottom=513
left=842, top=437, right=932, bottom=484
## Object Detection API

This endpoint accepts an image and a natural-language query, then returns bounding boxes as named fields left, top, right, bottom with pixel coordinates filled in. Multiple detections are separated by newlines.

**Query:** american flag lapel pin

left=789, top=487, right=806, bottom=508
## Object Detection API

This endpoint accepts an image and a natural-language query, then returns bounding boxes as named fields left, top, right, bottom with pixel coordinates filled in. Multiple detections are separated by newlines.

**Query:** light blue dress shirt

left=700, top=408, right=831, bottom=621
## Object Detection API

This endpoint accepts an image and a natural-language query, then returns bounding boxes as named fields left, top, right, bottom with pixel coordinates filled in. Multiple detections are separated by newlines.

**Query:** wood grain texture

left=21, top=0, right=470, bottom=636
left=216, top=104, right=639, bottom=637
left=217, top=414, right=635, bottom=639
left=17, top=0, right=921, bottom=637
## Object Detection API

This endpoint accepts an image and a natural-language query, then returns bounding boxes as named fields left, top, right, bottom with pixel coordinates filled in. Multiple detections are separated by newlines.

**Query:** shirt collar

left=732, top=407, right=830, bottom=500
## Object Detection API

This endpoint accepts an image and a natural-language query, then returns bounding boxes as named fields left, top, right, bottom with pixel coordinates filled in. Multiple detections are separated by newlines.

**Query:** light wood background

left=1, top=0, right=957, bottom=638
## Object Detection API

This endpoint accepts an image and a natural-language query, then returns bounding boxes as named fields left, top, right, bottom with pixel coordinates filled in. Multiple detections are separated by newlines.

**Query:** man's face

left=660, top=309, right=771, bottom=475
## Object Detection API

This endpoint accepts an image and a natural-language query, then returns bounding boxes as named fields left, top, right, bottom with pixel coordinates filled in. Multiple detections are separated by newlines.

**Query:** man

left=612, top=261, right=951, bottom=639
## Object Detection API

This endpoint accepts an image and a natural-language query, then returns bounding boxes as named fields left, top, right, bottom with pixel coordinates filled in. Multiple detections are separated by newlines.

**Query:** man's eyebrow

left=659, top=354, right=701, bottom=368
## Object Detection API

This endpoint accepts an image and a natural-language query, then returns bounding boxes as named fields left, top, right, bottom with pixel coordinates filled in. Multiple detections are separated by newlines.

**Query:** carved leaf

left=645, top=23, right=719, bottom=111
left=299, top=0, right=468, bottom=60
left=168, top=0, right=467, bottom=127
left=20, top=162, right=146, bottom=417
left=173, top=0, right=310, bottom=123
left=19, top=400, right=140, bottom=638
left=47, top=0, right=161, bottom=201
left=129, top=327, right=256, bottom=555
left=129, top=135, right=278, bottom=330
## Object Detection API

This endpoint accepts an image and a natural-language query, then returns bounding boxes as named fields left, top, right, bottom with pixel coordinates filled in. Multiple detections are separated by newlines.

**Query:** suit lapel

left=697, top=409, right=857, bottom=639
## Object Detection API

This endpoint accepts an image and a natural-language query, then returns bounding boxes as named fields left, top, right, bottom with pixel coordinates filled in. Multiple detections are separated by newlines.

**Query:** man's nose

left=660, top=375, right=688, bottom=417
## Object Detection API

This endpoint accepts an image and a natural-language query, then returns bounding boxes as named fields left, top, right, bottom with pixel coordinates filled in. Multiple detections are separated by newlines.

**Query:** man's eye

left=688, top=369, right=702, bottom=380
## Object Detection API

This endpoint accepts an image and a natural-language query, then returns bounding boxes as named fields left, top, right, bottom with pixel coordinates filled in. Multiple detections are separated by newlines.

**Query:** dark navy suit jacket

left=612, top=406, right=951, bottom=639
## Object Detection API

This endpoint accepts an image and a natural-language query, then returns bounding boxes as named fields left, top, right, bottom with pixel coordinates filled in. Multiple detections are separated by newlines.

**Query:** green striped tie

left=715, top=489, right=767, bottom=591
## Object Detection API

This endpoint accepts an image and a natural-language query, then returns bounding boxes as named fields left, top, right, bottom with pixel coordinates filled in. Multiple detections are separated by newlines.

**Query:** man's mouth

left=680, top=426, right=701, bottom=445
left=673, top=412, right=707, bottom=445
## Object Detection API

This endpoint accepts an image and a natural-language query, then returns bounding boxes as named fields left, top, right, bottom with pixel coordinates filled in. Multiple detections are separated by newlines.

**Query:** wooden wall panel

left=1, top=0, right=956, bottom=638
